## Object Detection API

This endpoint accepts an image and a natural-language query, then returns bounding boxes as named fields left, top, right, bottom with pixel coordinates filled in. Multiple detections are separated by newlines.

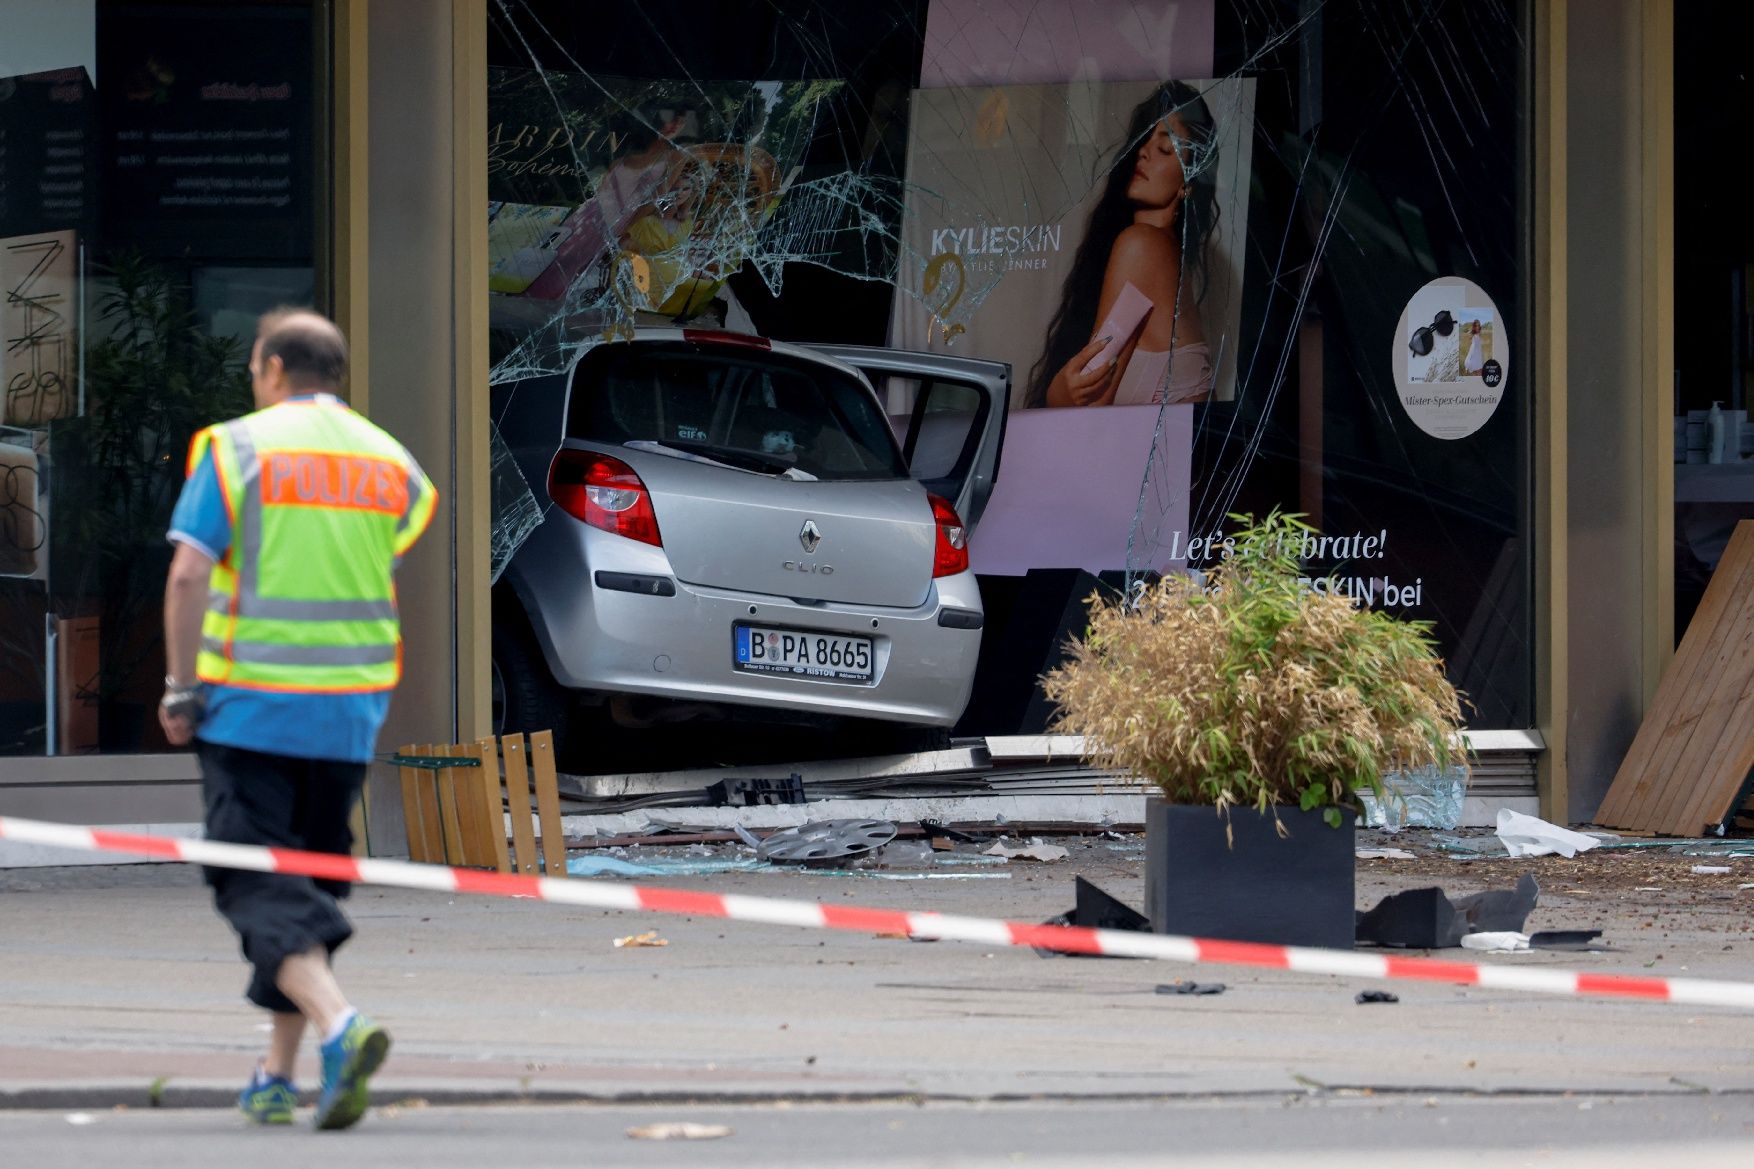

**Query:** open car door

left=805, top=344, right=1010, bottom=533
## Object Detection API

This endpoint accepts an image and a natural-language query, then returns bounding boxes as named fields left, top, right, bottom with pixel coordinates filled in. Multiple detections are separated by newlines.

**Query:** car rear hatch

left=565, top=335, right=939, bottom=608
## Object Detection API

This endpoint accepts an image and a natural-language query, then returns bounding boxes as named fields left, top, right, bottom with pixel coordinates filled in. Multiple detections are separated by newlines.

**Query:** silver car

left=491, top=329, right=1009, bottom=746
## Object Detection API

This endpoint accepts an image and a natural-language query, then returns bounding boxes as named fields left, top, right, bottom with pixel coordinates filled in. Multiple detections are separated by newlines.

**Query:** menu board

left=0, top=69, right=99, bottom=240
left=97, top=3, right=314, bottom=260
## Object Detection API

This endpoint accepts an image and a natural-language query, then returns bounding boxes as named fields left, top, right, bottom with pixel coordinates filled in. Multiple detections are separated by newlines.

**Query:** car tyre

left=491, top=618, right=575, bottom=753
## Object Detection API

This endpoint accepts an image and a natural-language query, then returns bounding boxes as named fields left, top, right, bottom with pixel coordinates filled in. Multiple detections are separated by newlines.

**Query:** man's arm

left=159, top=541, right=214, bottom=747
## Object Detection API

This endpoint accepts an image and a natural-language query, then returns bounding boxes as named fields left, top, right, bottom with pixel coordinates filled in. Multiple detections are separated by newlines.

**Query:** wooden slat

left=402, top=742, right=446, bottom=863
left=432, top=743, right=468, bottom=865
left=474, top=736, right=512, bottom=872
left=397, top=747, right=426, bottom=862
left=447, top=740, right=496, bottom=869
left=528, top=729, right=566, bottom=878
left=501, top=733, right=540, bottom=874
left=1597, top=521, right=1754, bottom=833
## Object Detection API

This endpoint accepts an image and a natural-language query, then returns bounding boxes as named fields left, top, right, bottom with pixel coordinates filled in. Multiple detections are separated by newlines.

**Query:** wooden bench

left=395, top=731, right=567, bottom=876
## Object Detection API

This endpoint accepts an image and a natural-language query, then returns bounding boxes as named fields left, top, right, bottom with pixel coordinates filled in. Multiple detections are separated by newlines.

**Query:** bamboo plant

left=1042, top=510, right=1467, bottom=829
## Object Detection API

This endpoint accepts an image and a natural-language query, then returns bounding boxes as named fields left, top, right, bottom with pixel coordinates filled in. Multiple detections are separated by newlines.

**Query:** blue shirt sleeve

left=166, top=447, right=232, bottom=562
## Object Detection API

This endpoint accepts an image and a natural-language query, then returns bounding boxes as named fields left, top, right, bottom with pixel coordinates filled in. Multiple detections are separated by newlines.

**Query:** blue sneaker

left=238, top=1064, right=297, bottom=1125
left=313, top=1013, right=391, bottom=1131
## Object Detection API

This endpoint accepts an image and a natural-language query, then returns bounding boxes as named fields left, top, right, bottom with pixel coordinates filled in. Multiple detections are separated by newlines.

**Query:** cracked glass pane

left=488, top=419, right=544, bottom=585
left=485, top=0, right=1531, bottom=727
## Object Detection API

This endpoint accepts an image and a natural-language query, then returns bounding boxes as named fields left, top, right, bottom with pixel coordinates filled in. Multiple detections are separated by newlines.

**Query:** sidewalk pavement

left=3, top=835, right=1753, bottom=1109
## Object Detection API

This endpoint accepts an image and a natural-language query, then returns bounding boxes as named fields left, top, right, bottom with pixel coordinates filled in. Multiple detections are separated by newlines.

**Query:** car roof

left=590, top=327, right=873, bottom=387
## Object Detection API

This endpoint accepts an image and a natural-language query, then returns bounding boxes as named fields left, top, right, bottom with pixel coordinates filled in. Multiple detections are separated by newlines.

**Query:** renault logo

left=799, top=519, right=822, bottom=554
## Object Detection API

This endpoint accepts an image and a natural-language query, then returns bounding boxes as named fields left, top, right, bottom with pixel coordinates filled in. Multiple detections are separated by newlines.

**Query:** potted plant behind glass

left=1041, top=510, right=1467, bottom=949
left=53, top=253, right=251, bottom=749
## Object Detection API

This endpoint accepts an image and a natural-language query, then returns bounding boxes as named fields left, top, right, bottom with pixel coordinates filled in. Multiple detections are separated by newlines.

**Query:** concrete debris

left=983, top=841, right=1069, bottom=862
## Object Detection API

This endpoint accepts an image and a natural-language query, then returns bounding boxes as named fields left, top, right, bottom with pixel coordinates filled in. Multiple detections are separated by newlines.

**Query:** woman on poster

left=1026, top=81, right=1220, bottom=409
left=1463, top=320, right=1485, bottom=376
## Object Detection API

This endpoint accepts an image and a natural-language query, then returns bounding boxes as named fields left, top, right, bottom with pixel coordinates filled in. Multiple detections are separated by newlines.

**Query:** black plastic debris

left=1453, top=874, right=1541, bottom=934
left=1528, top=930, right=1609, bottom=952
left=920, top=818, right=991, bottom=844
left=707, top=773, right=806, bottom=807
left=1355, top=875, right=1540, bottom=948
left=1157, top=981, right=1226, bottom=996
left=1034, top=877, right=1150, bottom=958
left=1355, top=990, right=1399, bottom=1004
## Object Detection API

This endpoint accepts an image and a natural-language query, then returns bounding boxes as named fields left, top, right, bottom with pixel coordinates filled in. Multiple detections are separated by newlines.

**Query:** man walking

left=158, top=308, right=436, bottom=1130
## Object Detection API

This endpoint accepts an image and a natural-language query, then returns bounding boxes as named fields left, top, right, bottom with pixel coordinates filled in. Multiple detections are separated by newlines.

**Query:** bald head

left=253, top=308, right=349, bottom=398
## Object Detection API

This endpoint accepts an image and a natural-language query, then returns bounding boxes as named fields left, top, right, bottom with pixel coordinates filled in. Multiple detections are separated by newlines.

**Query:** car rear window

left=566, top=341, right=909, bottom=482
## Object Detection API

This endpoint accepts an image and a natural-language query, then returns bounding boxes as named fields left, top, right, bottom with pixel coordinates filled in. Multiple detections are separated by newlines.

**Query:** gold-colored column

left=1534, top=0, right=1569, bottom=823
left=1639, top=0, right=1675, bottom=701
left=452, top=0, right=491, bottom=744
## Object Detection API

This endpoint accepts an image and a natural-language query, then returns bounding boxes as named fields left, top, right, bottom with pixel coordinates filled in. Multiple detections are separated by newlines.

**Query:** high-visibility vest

left=188, top=393, right=437, bottom=694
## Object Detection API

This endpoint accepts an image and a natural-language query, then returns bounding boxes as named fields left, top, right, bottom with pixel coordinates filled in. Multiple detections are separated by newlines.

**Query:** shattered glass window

left=488, top=420, right=544, bottom=585
left=486, top=0, right=1531, bottom=728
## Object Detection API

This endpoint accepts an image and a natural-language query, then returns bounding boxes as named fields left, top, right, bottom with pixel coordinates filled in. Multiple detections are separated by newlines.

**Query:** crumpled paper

left=1495, top=809, right=1601, bottom=859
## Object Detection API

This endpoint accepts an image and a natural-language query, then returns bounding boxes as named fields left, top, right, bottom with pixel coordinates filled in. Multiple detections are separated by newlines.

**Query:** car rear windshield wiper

left=624, top=440, right=817, bottom=480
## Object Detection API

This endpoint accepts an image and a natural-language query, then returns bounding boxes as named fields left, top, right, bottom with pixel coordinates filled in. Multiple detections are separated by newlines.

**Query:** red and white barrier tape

left=5, top=813, right=1752, bottom=1010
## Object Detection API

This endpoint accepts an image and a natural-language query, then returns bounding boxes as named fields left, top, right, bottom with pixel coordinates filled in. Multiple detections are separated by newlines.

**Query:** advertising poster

left=487, top=66, right=837, bottom=336
left=0, top=67, right=98, bottom=241
left=890, top=76, right=1254, bottom=576
left=97, top=4, right=314, bottom=261
left=921, top=0, right=1215, bottom=87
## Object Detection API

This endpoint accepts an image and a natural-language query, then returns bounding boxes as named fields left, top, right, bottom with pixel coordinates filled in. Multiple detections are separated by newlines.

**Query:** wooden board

left=445, top=741, right=496, bottom=869
left=529, top=729, right=566, bottom=878
left=501, top=733, right=540, bottom=874
left=474, top=736, right=512, bottom=873
left=400, top=742, right=445, bottom=863
left=1597, top=521, right=1754, bottom=835
left=432, top=743, right=468, bottom=865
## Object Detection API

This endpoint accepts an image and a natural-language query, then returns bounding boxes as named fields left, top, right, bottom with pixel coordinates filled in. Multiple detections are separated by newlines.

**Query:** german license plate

left=734, top=624, right=873, bottom=681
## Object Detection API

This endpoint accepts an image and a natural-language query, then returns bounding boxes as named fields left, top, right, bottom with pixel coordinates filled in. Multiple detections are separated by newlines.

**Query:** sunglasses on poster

left=1407, top=310, right=1456, bottom=357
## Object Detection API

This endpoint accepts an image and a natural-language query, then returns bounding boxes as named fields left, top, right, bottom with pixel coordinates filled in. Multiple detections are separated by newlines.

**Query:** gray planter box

left=1143, top=799, right=1356, bottom=950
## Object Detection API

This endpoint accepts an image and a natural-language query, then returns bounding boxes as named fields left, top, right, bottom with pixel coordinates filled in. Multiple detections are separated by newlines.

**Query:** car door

left=804, top=344, right=1010, bottom=532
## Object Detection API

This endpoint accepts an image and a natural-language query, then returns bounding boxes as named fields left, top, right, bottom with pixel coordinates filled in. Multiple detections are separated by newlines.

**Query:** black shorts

left=197, top=740, right=368, bottom=1013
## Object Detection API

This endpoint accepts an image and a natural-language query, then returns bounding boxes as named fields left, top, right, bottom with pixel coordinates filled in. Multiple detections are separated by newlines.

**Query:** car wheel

left=491, top=619, right=574, bottom=751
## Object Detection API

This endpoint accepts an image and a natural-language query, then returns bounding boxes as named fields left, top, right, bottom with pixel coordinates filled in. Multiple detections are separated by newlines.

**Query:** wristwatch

left=161, top=676, right=204, bottom=723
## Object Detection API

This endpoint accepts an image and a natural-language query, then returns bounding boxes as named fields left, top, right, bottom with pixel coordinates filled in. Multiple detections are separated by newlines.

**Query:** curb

left=4, top=1082, right=1747, bottom=1113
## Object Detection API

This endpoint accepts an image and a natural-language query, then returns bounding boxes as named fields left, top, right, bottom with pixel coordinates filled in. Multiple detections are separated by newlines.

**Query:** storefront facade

left=0, top=1, right=1715, bottom=844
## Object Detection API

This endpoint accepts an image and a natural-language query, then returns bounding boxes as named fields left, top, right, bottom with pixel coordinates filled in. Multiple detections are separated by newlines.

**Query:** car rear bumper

left=513, top=529, right=984, bottom=727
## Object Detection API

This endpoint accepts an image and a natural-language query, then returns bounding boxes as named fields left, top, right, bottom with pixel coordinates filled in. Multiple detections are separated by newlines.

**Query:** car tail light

left=929, top=493, right=969, bottom=578
left=549, top=450, right=662, bottom=547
